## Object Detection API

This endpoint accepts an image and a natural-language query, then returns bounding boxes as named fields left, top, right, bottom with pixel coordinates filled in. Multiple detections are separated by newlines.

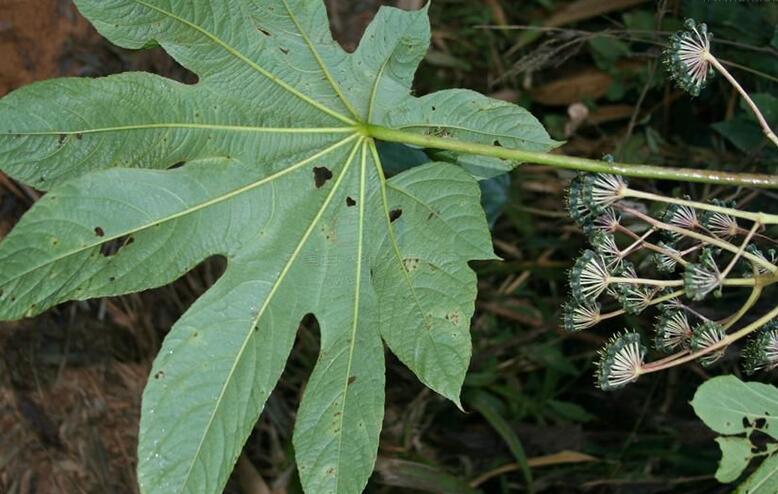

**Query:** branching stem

left=615, top=205, right=777, bottom=272
left=622, top=189, right=778, bottom=224
left=642, top=304, right=778, bottom=373
left=706, top=55, right=778, bottom=148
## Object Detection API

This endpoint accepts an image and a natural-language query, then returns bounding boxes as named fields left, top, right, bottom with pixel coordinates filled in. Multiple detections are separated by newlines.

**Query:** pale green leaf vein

left=177, top=137, right=365, bottom=492
left=1, top=134, right=359, bottom=290
left=333, top=140, right=368, bottom=493
left=367, top=141, right=434, bottom=350
left=9, top=124, right=355, bottom=136
left=280, top=0, right=360, bottom=120
left=132, top=0, right=355, bottom=125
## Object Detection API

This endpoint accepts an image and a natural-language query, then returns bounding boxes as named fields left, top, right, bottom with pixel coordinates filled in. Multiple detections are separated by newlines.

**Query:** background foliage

left=0, top=0, right=776, bottom=493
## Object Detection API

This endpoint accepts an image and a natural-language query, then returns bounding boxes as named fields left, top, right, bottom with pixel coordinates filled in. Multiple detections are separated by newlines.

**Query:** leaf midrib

left=176, top=138, right=365, bottom=493
left=9, top=124, right=354, bottom=136
left=279, top=0, right=360, bottom=121
left=131, top=0, right=355, bottom=125
left=333, top=140, right=368, bottom=493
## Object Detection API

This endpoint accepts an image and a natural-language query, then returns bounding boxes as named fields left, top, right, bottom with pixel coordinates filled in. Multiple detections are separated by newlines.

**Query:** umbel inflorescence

left=563, top=172, right=778, bottom=390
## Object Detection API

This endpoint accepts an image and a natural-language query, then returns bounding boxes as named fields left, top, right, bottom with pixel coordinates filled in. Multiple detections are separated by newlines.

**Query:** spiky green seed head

left=589, top=230, right=622, bottom=267
left=566, top=174, right=592, bottom=229
left=690, top=321, right=726, bottom=367
left=591, top=208, right=621, bottom=234
left=654, top=310, right=692, bottom=353
left=700, top=199, right=739, bottom=239
left=582, top=173, right=628, bottom=216
left=663, top=19, right=714, bottom=97
left=684, top=257, right=720, bottom=301
left=570, top=249, right=611, bottom=303
left=616, top=284, right=653, bottom=316
left=742, top=321, right=778, bottom=375
left=561, top=298, right=601, bottom=333
left=651, top=241, right=680, bottom=273
left=595, top=332, right=645, bottom=391
left=661, top=201, right=699, bottom=241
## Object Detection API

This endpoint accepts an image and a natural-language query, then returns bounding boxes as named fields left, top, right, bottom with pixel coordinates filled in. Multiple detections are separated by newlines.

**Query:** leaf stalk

left=364, top=124, right=778, bottom=188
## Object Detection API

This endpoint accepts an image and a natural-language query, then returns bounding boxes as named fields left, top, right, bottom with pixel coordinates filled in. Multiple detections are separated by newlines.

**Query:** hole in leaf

left=75, top=133, right=83, bottom=140
left=348, top=376, right=356, bottom=385
left=100, top=235, right=134, bottom=257
left=389, top=208, right=402, bottom=222
left=313, top=166, right=333, bottom=188
left=154, top=371, right=165, bottom=380
left=257, top=27, right=272, bottom=36
left=94, top=227, right=105, bottom=237
left=751, top=429, right=772, bottom=454
left=279, top=47, right=289, bottom=55
left=493, top=139, right=502, bottom=147
left=346, top=196, right=356, bottom=207
left=170, top=161, right=186, bottom=169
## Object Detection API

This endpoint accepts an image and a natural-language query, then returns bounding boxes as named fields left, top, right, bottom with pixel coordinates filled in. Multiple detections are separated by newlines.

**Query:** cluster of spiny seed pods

left=563, top=172, right=778, bottom=390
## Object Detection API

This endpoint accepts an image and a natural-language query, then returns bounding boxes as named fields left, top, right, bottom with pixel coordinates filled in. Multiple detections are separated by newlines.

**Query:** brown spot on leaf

left=348, top=376, right=356, bottom=385
left=154, top=371, right=165, bottom=380
left=402, top=258, right=420, bottom=272
left=94, top=227, right=104, bottom=237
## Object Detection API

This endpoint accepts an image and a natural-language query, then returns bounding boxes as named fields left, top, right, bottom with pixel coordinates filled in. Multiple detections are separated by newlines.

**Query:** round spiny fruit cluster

left=663, top=19, right=715, bottom=97
left=595, top=332, right=645, bottom=391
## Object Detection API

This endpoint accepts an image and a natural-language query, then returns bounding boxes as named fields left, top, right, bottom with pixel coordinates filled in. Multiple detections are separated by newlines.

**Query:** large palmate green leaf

left=691, top=375, right=778, bottom=491
left=0, top=1, right=556, bottom=493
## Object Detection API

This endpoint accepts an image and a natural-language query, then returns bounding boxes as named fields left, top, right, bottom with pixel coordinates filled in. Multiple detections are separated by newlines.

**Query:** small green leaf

left=691, top=375, right=778, bottom=441
left=692, top=375, right=778, bottom=490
